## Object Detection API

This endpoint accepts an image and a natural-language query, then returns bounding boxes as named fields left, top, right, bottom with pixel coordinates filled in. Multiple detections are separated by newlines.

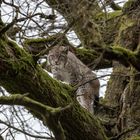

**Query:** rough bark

left=104, top=1, right=140, bottom=139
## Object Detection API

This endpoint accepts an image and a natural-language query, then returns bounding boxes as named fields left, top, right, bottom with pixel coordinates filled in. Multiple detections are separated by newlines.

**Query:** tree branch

left=0, top=94, right=73, bottom=140
left=0, top=0, right=19, bottom=36
left=103, top=46, right=140, bottom=71
left=0, top=119, right=53, bottom=140
left=105, top=0, right=122, bottom=10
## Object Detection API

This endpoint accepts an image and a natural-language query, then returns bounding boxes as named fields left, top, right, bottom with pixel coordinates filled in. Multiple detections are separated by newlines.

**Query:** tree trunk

left=104, top=2, right=140, bottom=139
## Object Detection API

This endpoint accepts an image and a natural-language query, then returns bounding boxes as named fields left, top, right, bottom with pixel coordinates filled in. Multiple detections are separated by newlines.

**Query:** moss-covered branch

left=76, top=45, right=140, bottom=71
left=0, top=94, right=72, bottom=140
left=0, top=94, right=71, bottom=115
left=102, top=46, right=140, bottom=71
left=23, top=33, right=72, bottom=55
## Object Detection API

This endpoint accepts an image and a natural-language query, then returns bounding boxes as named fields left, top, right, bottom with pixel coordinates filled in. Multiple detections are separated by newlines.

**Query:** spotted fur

left=47, top=46, right=100, bottom=114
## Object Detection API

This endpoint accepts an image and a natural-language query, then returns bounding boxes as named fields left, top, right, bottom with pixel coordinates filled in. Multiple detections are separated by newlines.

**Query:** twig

left=0, top=119, right=54, bottom=139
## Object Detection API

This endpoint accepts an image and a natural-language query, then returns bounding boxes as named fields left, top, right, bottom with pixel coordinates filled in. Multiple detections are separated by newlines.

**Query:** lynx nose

left=56, top=61, right=59, bottom=65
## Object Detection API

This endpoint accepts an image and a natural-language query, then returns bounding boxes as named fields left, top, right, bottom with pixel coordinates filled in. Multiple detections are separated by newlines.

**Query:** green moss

left=112, top=46, right=137, bottom=66
left=96, top=119, right=108, bottom=140
left=120, top=16, right=134, bottom=32
left=24, top=33, right=70, bottom=46
left=0, top=39, right=9, bottom=58
left=95, top=10, right=122, bottom=21
left=36, top=65, right=73, bottom=106
left=127, top=135, right=140, bottom=140
left=0, top=36, right=35, bottom=78
left=99, top=97, right=108, bottom=105
left=24, top=33, right=62, bottom=44
left=75, top=48, right=97, bottom=64
left=23, top=33, right=72, bottom=56
left=95, top=12, right=105, bottom=21
left=114, top=11, right=137, bottom=49
left=123, top=0, right=134, bottom=10
left=107, top=10, right=122, bottom=19
left=113, top=46, right=135, bottom=57
left=7, top=39, right=34, bottom=71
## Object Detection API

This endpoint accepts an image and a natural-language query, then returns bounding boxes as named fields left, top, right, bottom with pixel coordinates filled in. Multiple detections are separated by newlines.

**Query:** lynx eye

left=48, top=55, right=55, bottom=65
left=49, top=55, right=54, bottom=60
left=59, top=55, right=65, bottom=61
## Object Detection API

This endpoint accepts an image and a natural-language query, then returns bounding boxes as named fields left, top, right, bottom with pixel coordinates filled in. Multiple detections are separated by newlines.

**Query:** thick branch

left=77, top=45, right=140, bottom=71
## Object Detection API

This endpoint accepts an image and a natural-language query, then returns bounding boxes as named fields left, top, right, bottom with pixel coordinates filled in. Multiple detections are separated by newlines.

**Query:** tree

left=0, top=0, right=140, bottom=139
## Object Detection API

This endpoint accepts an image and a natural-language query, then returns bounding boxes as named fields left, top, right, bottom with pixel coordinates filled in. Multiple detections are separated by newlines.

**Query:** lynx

left=47, top=46, right=100, bottom=114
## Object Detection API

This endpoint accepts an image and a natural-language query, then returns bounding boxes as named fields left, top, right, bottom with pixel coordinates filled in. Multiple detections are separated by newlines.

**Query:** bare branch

left=0, top=0, right=19, bottom=35
left=0, top=119, right=54, bottom=140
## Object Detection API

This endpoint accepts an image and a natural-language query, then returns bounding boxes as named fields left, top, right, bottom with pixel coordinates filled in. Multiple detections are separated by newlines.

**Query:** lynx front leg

left=76, top=84, right=95, bottom=114
left=77, top=95, right=94, bottom=114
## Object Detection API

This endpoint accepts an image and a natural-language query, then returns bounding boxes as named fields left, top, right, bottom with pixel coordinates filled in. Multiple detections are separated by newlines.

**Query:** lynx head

left=47, top=46, right=69, bottom=67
